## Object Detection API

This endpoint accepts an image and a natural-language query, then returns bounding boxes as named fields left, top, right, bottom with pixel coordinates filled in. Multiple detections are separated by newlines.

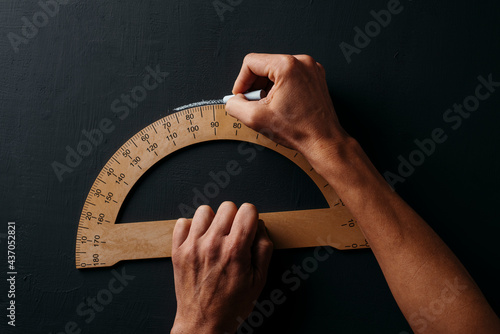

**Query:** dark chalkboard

left=1, top=1, right=499, bottom=333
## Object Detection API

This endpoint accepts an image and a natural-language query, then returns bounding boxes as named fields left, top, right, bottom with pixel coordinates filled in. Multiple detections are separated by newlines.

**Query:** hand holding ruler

left=75, top=103, right=368, bottom=269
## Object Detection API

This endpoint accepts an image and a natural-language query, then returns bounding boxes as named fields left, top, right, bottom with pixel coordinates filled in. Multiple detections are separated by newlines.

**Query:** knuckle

left=240, top=202, right=257, bottom=212
left=172, top=246, right=190, bottom=265
left=245, top=111, right=262, bottom=129
left=219, top=201, right=237, bottom=214
left=175, top=218, right=189, bottom=226
left=225, top=236, right=241, bottom=250
left=198, top=204, right=211, bottom=211
left=195, top=204, right=211, bottom=215
left=301, top=54, right=317, bottom=67
left=171, top=251, right=183, bottom=266
left=279, top=55, right=298, bottom=73
left=245, top=114, right=256, bottom=128
left=221, top=200, right=236, bottom=208
left=244, top=53, right=256, bottom=63
left=316, top=61, right=325, bottom=72
left=316, top=63, right=326, bottom=78
left=201, top=237, right=221, bottom=260
left=227, top=242, right=245, bottom=259
left=263, top=238, right=274, bottom=251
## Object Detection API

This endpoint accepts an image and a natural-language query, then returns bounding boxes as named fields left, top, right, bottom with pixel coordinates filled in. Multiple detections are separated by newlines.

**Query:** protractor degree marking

left=75, top=104, right=367, bottom=269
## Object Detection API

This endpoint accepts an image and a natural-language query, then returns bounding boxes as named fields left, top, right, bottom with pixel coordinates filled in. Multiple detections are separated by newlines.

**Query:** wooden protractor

left=75, top=104, right=369, bottom=269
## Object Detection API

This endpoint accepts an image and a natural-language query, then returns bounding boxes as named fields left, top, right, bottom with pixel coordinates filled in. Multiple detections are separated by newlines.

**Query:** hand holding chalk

left=224, top=53, right=343, bottom=157
left=223, top=89, right=266, bottom=104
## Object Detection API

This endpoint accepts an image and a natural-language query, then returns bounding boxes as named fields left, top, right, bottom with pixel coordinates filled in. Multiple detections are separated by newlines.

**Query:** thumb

left=225, top=94, right=268, bottom=131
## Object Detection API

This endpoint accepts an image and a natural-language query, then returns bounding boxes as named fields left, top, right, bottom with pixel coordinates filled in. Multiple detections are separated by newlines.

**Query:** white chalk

left=174, top=99, right=222, bottom=111
left=223, top=89, right=266, bottom=104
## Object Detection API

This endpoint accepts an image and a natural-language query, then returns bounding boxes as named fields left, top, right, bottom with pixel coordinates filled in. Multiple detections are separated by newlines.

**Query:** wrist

left=171, top=317, right=235, bottom=334
left=302, top=134, right=390, bottom=193
left=171, top=323, right=221, bottom=334
left=301, top=132, right=358, bottom=176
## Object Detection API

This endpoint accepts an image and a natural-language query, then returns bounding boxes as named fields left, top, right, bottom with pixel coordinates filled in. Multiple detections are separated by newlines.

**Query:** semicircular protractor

left=75, top=104, right=369, bottom=269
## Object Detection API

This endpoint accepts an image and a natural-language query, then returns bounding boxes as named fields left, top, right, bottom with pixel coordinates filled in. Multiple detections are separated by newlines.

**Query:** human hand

left=225, top=53, right=351, bottom=167
left=170, top=202, right=273, bottom=334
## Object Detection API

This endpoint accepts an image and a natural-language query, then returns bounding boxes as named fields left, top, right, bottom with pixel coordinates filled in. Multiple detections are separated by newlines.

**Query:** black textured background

left=1, top=1, right=499, bottom=333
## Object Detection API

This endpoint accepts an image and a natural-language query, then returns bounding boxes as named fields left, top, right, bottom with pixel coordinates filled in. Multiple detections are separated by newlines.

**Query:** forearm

left=225, top=52, right=499, bottom=332
left=304, top=136, right=500, bottom=333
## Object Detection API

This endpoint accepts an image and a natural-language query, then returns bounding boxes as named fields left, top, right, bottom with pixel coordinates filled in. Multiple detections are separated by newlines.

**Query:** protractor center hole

left=116, top=140, right=328, bottom=223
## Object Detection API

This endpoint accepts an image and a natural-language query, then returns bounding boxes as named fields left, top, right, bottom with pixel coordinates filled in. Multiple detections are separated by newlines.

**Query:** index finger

left=232, top=53, right=281, bottom=94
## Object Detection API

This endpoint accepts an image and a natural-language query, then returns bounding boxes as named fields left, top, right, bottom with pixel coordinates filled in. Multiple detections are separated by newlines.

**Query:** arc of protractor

left=75, top=104, right=369, bottom=269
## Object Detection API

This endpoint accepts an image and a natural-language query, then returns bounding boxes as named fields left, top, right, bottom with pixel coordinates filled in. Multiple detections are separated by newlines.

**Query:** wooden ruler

left=75, top=104, right=369, bottom=269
